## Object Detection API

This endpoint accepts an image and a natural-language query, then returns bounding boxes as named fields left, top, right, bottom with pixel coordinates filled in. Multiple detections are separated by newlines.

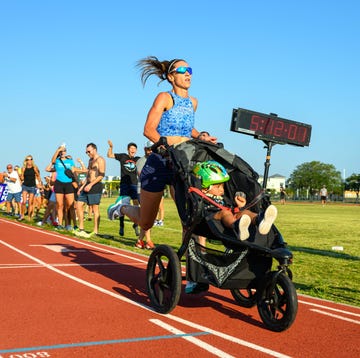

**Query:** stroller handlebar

left=151, top=136, right=169, bottom=156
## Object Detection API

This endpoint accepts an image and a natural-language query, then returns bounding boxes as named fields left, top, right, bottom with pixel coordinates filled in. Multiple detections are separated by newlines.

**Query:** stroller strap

left=188, top=187, right=231, bottom=212
left=189, top=186, right=266, bottom=213
left=234, top=190, right=266, bottom=212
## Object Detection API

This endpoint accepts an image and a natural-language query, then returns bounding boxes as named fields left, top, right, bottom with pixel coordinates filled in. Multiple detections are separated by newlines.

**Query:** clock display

left=230, top=108, right=312, bottom=146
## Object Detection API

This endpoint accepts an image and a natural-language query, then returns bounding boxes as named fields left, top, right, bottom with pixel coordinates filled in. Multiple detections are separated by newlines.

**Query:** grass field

left=3, top=198, right=359, bottom=307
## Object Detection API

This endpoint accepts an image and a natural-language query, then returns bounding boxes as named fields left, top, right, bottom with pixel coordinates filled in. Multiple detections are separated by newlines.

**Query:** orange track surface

left=1, top=218, right=359, bottom=357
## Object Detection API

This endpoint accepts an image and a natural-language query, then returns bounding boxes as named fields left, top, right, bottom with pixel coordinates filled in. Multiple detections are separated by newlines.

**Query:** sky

left=1, top=0, right=359, bottom=181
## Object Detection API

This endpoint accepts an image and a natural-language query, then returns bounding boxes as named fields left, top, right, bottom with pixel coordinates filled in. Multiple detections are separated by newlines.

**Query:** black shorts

left=140, top=153, right=174, bottom=192
left=54, top=180, right=74, bottom=194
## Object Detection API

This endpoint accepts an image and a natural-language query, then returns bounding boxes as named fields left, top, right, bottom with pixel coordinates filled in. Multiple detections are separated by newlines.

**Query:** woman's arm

left=143, top=92, right=171, bottom=143
left=51, top=145, right=65, bottom=164
left=34, top=166, right=42, bottom=186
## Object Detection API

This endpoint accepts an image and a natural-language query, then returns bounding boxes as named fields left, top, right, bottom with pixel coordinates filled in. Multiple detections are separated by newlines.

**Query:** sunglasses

left=26, top=158, right=33, bottom=161
left=86, top=150, right=92, bottom=154
left=172, top=66, right=193, bottom=75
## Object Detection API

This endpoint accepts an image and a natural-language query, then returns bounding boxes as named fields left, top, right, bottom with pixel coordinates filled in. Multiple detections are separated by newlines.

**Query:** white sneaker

left=238, top=215, right=251, bottom=240
left=107, top=196, right=131, bottom=220
left=37, top=221, right=43, bottom=226
left=75, top=230, right=90, bottom=238
left=259, top=205, right=278, bottom=235
left=157, top=220, right=164, bottom=227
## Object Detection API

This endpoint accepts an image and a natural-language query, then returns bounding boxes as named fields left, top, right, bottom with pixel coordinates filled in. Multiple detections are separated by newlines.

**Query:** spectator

left=18, top=155, right=42, bottom=221
left=134, top=140, right=155, bottom=249
left=320, top=185, right=328, bottom=206
left=51, top=144, right=76, bottom=230
left=34, top=176, right=46, bottom=220
left=75, top=143, right=106, bottom=238
left=280, top=186, right=287, bottom=205
left=3, top=164, right=22, bottom=216
left=107, top=140, right=140, bottom=237
left=37, top=173, right=58, bottom=227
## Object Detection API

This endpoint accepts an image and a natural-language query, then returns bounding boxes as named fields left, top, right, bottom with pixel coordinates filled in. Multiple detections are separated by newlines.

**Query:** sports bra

left=157, top=91, right=195, bottom=137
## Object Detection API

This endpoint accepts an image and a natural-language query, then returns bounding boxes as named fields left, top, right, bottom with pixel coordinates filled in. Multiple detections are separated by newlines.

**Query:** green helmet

left=193, top=160, right=230, bottom=188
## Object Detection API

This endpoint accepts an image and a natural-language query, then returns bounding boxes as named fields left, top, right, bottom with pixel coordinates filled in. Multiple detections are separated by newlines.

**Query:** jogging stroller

left=146, top=139, right=298, bottom=332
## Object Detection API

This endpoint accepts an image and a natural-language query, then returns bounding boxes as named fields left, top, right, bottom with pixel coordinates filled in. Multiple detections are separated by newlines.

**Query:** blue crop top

left=54, top=157, right=75, bottom=183
left=157, top=91, right=195, bottom=137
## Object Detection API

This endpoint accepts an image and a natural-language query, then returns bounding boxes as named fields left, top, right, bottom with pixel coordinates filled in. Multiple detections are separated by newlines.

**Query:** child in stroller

left=192, top=160, right=278, bottom=241
left=185, top=160, right=278, bottom=294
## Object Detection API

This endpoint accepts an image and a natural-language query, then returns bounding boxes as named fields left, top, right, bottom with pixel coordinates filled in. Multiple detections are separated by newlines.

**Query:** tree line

left=287, top=161, right=359, bottom=198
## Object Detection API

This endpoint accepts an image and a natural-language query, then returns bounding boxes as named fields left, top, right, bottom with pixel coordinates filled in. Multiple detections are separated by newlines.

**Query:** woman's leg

left=122, top=189, right=164, bottom=231
left=27, top=193, right=35, bottom=220
left=56, top=193, right=64, bottom=226
left=20, top=191, right=27, bottom=219
left=64, top=193, right=74, bottom=227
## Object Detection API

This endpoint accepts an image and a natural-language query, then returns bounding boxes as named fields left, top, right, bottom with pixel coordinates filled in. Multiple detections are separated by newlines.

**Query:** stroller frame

left=146, top=139, right=298, bottom=332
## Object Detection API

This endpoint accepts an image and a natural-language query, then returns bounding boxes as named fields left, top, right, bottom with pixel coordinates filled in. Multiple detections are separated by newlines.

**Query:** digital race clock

left=230, top=108, right=312, bottom=147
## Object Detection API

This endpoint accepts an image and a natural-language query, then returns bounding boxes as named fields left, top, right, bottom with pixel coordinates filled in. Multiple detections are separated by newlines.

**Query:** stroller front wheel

left=257, top=271, right=298, bottom=332
left=146, top=244, right=182, bottom=314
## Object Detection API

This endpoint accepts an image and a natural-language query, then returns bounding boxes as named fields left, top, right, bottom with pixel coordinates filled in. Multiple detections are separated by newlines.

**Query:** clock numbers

left=273, top=120, right=284, bottom=137
left=250, top=115, right=261, bottom=131
left=264, top=118, right=274, bottom=135
left=288, top=124, right=297, bottom=140
left=231, top=108, right=311, bottom=146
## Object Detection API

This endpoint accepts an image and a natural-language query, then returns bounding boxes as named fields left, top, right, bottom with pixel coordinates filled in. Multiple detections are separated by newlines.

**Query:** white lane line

left=161, top=315, right=292, bottom=358
left=299, top=300, right=360, bottom=317
left=29, top=244, right=87, bottom=252
left=150, top=319, right=235, bottom=358
left=0, top=219, right=148, bottom=264
left=0, top=263, right=144, bottom=269
left=0, top=239, right=290, bottom=358
left=310, top=309, right=360, bottom=324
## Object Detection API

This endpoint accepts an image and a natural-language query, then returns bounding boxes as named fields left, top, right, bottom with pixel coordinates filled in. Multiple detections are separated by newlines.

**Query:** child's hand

left=234, top=192, right=246, bottom=208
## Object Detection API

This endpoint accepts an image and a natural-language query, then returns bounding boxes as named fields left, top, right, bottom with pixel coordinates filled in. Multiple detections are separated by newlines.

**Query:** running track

left=1, top=218, right=359, bottom=357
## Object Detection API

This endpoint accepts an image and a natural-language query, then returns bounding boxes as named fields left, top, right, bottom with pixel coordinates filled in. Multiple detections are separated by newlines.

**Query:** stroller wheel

left=230, top=288, right=257, bottom=308
left=146, top=244, right=182, bottom=314
left=257, top=272, right=298, bottom=332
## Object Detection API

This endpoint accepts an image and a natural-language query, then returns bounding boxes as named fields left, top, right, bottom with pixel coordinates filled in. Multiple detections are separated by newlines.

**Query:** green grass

left=3, top=198, right=359, bottom=307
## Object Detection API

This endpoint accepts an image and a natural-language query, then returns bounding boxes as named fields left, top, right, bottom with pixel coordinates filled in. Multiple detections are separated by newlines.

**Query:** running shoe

left=238, top=215, right=251, bottom=241
left=135, top=240, right=145, bottom=249
left=145, top=242, right=155, bottom=250
left=75, top=229, right=90, bottom=238
left=154, top=220, right=164, bottom=227
left=185, top=281, right=209, bottom=294
left=259, top=205, right=278, bottom=235
left=107, top=196, right=131, bottom=220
